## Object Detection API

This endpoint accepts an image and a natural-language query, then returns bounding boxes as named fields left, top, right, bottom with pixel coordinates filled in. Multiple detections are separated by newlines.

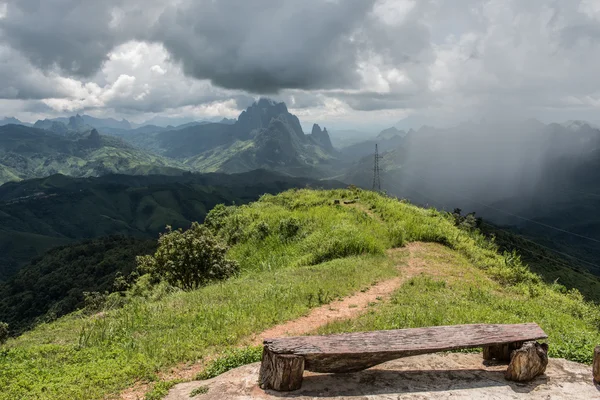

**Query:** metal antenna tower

left=372, top=144, right=382, bottom=191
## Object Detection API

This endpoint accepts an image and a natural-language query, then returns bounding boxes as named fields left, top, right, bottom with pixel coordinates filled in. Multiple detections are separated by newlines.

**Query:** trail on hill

left=249, top=243, right=427, bottom=344
left=119, top=243, right=428, bottom=400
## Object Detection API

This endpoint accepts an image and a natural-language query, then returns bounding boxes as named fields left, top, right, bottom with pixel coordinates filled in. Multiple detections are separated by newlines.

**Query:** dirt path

left=119, top=243, right=428, bottom=400
left=249, top=243, right=427, bottom=345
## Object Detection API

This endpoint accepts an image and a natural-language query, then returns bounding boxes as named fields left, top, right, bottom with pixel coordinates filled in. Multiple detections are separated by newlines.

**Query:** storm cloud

left=1, top=0, right=600, bottom=126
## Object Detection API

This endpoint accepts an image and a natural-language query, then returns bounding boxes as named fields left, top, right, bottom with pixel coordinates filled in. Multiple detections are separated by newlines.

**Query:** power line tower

left=372, top=144, right=382, bottom=191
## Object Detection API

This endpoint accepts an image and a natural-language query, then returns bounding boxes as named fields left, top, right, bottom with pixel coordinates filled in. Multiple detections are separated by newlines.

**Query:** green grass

left=1, top=188, right=600, bottom=399
left=145, top=380, right=184, bottom=400
left=318, top=243, right=600, bottom=364
left=189, top=385, right=209, bottom=397
left=195, top=346, right=263, bottom=380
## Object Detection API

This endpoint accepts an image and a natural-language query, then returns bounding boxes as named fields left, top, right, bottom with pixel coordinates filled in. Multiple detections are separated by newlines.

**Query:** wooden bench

left=259, top=323, right=548, bottom=391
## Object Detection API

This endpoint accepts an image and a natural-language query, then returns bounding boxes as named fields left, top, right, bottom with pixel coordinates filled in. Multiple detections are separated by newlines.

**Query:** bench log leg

left=505, top=341, right=548, bottom=382
left=593, top=346, right=600, bottom=384
left=259, top=347, right=305, bottom=391
left=483, top=341, right=524, bottom=362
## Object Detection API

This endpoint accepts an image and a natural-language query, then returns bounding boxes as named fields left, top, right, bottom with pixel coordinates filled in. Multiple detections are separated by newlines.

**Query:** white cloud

left=150, top=65, right=166, bottom=75
left=3, top=1, right=600, bottom=128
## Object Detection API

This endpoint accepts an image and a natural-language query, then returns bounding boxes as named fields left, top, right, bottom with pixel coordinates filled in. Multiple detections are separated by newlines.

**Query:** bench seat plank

left=264, top=323, right=547, bottom=373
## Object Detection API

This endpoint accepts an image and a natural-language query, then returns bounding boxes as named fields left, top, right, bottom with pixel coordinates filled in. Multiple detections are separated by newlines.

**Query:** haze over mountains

left=3, top=97, right=600, bottom=282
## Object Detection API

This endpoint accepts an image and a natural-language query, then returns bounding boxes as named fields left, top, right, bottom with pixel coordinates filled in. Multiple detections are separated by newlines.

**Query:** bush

left=82, top=292, right=108, bottom=314
left=0, top=322, right=8, bottom=345
left=204, top=204, right=234, bottom=232
left=278, top=217, right=301, bottom=240
left=137, top=223, right=239, bottom=290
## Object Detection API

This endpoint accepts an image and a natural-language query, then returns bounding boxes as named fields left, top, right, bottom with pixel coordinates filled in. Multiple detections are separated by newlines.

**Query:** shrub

left=253, top=221, right=270, bottom=240
left=278, top=217, right=301, bottom=240
left=204, top=204, right=233, bottom=232
left=0, top=322, right=8, bottom=345
left=137, top=223, right=239, bottom=290
left=82, top=292, right=108, bottom=314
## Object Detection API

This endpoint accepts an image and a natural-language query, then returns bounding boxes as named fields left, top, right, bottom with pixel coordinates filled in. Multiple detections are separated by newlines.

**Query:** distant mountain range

left=0, top=99, right=338, bottom=184
left=344, top=120, right=600, bottom=274
left=5, top=101, right=600, bottom=280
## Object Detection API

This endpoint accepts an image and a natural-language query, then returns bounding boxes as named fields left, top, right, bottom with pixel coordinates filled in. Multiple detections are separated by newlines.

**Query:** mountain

left=135, top=115, right=199, bottom=128
left=328, top=129, right=376, bottom=148
left=157, top=98, right=338, bottom=177
left=338, top=126, right=406, bottom=160
left=308, top=124, right=334, bottom=152
left=0, top=124, right=185, bottom=185
left=0, top=170, right=344, bottom=281
left=81, top=115, right=132, bottom=130
left=0, top=117, right=30, bottom=127
left=377, top=126, right=406, bottom=140
left=32, top=119, right=71, bottom=135
left=343, top=120, right=600, bottom=275
left=19, top=100, right=338, bottom=180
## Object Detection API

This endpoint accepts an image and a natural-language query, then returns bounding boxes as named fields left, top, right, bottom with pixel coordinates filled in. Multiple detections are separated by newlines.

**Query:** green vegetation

left=196, top=346, right=262, bottom=380
left=137, top=223, right=239, bottom=290
left=318, top=243, right=600, bottom=364
left=0, top=124, right=186, bottom=186
left=1, top=188, right=599, bottom=400
left=0, top=170, right=341, bottom=279
left=144, top=379, right=184, bottom=400
left=0, top=236, right=156, bottom=336
left=0, top=322, right=8, bottom=345
left=189, top=385, right=209, bottom=397
left=483, top=224, right=600, bottom=303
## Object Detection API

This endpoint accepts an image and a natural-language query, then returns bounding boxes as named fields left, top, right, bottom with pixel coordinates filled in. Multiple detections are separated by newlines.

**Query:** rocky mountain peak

left=308, top=123, right=334, bottom=152
left=235, top=98, right=303, bottom=140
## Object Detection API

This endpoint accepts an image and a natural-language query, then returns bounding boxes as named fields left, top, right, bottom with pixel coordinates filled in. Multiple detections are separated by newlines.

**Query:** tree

left=137, top=223, right=239, bottom=290
left=0, top=322, right=8, bottom=345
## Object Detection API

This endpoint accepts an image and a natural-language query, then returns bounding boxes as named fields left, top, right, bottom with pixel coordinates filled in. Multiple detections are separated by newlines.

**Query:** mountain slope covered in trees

left=0, top=170, right=343, bottom=280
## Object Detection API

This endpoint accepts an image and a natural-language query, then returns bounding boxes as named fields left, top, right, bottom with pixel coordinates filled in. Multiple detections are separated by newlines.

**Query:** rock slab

left=168, top=353, right=600, bottom=400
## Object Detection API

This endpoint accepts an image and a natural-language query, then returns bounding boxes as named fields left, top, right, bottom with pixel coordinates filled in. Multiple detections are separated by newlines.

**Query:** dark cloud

left=151, top=0, right=376, bottom=93
left=1, top=0, right=128, bottom=77
left=0, top=0, right=386, bottom=93
left=3, top=0, right=600, bottom=123
left=0, top=46, right=69, bottom=99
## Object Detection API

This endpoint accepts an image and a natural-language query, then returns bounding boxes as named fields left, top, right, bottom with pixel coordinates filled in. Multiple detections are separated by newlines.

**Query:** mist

left=373, top=118, right=600, bottom=227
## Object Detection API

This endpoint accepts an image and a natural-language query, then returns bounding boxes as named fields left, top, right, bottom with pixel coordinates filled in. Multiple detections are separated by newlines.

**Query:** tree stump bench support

left=259, top=323, right=548, bottom=391
left=594, top=346, right=600, bottom=385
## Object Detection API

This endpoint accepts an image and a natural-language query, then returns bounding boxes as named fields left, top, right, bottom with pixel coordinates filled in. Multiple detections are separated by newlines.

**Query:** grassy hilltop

left=1, top=188, right=600, bottom=399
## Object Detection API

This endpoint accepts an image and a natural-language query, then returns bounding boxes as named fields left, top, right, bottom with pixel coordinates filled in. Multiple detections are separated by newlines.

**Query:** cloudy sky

left=1, top=0, right=600, bottom=130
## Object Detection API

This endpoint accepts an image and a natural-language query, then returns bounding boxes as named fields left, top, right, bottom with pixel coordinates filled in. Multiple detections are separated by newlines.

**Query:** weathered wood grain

left=264, top=323, right=547, bottom=373
left=594, top=346, right=600, bottom=384
left=505, top=341, right=548, bottom=382
left=259, top=347, right=305, bottom=391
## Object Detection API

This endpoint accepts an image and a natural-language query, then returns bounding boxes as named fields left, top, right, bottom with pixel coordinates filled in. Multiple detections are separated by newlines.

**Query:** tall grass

left=1, top=188, right=599, bottom=399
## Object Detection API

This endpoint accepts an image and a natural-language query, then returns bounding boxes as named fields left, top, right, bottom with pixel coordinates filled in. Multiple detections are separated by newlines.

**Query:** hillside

left=0, top=236, right=157, bottom=335
left=0, top=124, right=185, bottom=185
left=1, top=100, right=339, bottom=184
left=343, top=121, right=600, bottom=277
left=0, top=171, right=344, bottom=280
left=99, top=99, right=338, bottom=177
left=1, top=189, right=600, bottom=400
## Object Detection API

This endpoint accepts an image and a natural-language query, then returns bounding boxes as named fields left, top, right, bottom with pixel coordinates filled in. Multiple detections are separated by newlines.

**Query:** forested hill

left=0, top=170, right=344, bottom=280
left=2, top=188, right=600, bottom=400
